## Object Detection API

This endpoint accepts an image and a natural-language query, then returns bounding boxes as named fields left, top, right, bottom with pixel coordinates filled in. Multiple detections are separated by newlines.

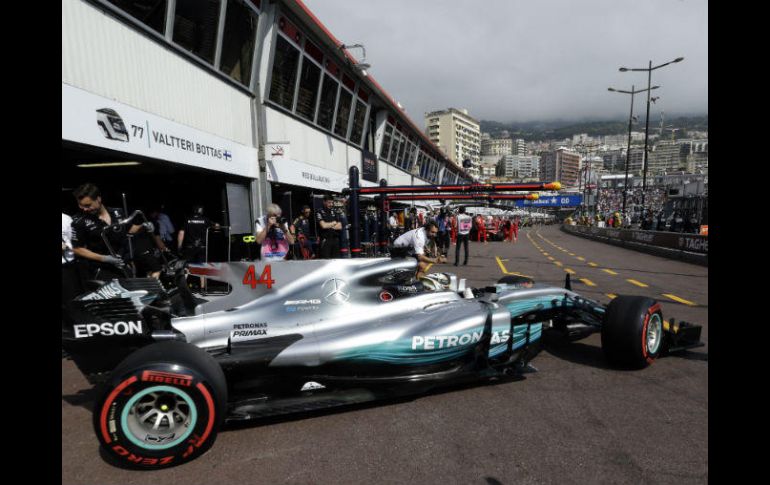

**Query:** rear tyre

left=601, top=296, right=664, bottom=368
left=93, top=341, right=227, bottom=469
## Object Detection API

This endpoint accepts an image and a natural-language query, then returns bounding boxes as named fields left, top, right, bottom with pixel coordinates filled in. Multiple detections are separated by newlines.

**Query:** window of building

left=295, top=54, right=322, bottom=121
left=334, top=87, right=354, bottom=138
left=403, top=145, right=415, bottom=173
left=105, top=0, right=167, bottom=34
left=316, top=74, right=339, bottom=130
left=401, top=140, right=416, bottom=172
left=395, top=133, right=408, bottom=167
left=380, top=123, right=393, bottom=161
left=268, top=35, right=300, bottom=110
left=219, top=0, right=258, bottom=86
left=433, top=162, right=443, bottom=183
left=349, top=99, right=368, bottom=145
left=390, top=131, right=403, bottom=165
left=173, top=0, right=221, bottom=65
left=420, top=155, right=431, bottom=179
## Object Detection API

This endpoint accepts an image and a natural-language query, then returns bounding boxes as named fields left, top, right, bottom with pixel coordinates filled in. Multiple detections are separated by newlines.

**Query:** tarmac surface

left=61, top=225, right=708, bottom=484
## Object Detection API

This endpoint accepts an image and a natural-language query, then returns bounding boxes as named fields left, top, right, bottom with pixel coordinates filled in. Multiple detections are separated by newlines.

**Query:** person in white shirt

left=454, top=206, right=473, bottom=266
left=387, top=212, right=399, bottom=243
left=62, top=212, right=84, bottom=305
left=392, top=221, right=445, bottom=277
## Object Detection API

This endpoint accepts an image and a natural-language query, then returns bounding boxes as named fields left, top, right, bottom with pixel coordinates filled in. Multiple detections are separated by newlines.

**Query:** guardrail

left=561, top=224, right=707, bottom=266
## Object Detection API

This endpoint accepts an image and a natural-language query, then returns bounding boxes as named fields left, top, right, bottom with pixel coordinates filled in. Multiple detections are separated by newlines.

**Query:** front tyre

left=93, top=341, right=227, bottom=469
left=601, top=296, right=664, bottom=369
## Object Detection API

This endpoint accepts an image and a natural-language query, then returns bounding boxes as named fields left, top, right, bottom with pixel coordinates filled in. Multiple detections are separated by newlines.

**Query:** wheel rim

left=121, top=385, right=198, bottom=450
left=646, top=313, right=663, bottom=355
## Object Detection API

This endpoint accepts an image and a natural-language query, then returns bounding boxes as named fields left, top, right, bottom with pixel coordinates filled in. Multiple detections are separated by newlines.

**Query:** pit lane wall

left=561, top=224, right=708, bottom=266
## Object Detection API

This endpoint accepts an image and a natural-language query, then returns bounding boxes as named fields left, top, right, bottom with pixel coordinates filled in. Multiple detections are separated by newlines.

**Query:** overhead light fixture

left=76, top=161, right=141, bottom=168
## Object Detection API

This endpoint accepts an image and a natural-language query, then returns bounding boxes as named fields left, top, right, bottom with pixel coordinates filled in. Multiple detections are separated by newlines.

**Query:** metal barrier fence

left=561, top=224, right=708, bottom=265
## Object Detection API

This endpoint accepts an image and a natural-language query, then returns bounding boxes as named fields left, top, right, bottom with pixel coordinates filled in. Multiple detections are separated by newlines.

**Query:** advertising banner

left=564, top=225, right=708, bottom=254
left=514, top=194, right=582, bottom=207
left=62, top=83, right=258, bottom=178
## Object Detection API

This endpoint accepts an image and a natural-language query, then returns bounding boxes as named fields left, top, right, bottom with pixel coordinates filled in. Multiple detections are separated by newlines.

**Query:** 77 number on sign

left=243, top=264, right=275, bottom=289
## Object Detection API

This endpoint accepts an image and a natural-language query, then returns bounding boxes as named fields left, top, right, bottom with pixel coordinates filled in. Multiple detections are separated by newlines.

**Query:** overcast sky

left=302, top=0, right=708, bottom=125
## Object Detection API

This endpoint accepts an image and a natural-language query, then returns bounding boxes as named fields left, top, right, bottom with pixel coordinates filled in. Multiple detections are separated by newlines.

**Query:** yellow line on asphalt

left=662, top=294, right=697, bottom=306
left=579, top=278, right=597, bottom=287
left=543, top=252, right=549, bottom=256
left=547, top=256, right=555, bottom=261
left=554, top=261, right=563, bottom=267
left=588, top=262, right=598, bottom=267
left=606, top=293, right=617, bottom=299
left=602, top=269, right=618, bottom=275
left=568, top=252, right=576, bottom=256
left=627, top=279, right=649, bottom=288
left=576, top=256, right=585, bottom=261
left=495, top=256, right=531, bottom=278
left=565, top=268, right=576, bottom=274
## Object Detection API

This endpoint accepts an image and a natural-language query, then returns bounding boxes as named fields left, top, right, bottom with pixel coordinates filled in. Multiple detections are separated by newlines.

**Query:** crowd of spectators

left=597, top=187, right=668, bottom=219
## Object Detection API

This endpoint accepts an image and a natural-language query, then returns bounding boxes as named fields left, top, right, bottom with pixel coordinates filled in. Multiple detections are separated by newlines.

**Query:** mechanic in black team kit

left=71, top=183, right=157, bottom=281
left=291, top=205, right=314, bottom=259
left=177, top=205, right=218, bottom=263
left=317, top=195, right=342, bottom=259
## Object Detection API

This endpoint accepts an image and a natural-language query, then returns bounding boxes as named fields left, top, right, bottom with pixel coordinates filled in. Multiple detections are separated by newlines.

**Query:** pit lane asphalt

left=61, top=225, right=708, bottom=484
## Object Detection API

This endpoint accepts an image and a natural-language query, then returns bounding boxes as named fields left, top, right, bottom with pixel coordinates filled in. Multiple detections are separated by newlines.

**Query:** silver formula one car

left=62, top=257, right=702, bottom=469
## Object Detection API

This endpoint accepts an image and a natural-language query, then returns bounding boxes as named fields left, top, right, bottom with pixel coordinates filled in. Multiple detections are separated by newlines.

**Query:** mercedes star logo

left=322, top=278, right=350, bottom=305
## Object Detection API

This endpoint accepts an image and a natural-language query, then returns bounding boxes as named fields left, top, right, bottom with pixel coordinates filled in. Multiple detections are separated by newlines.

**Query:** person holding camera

left=255, top=203, right=295, bottom=261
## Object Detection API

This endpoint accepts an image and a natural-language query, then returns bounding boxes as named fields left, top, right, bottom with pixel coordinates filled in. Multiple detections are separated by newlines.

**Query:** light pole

left=608, top=85, right=659, bottom=215
left=619, top=57, right=684, bottom=216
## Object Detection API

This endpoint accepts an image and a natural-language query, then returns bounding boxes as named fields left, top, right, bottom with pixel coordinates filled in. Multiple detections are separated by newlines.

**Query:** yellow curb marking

left=495, top=256, right=531, bottom=278
left=627, top=279, right=649, bottom=288
left=602, top=269, right=618, bottom=275
left=606, top=293, right=617, bottom=299
left=579, top=278, right=597, bottom=287
left=662, top=294, right=697, bottom=306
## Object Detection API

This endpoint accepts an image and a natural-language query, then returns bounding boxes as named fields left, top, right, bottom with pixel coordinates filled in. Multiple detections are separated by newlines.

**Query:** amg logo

left=284, top=299, right=321, bottom=305
left=73, top=321, right=143, bottom=338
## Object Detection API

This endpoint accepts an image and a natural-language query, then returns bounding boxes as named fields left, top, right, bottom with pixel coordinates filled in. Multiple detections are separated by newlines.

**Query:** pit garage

left=61, top=142, right=256, bottom=262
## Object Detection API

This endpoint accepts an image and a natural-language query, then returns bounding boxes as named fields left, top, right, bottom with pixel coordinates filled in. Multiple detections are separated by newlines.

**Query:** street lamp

left=608, top=85, right=659, bottom=215
left=619, top=57, right=684, bottom=215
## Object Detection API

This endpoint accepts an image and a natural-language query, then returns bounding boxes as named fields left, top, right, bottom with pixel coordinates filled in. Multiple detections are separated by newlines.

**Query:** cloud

left=301, top=0, right=707, bottom=123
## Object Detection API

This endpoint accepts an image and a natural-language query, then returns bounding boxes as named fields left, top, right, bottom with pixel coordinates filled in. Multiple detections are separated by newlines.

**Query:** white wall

left=62, top=0, right=255, bottom=147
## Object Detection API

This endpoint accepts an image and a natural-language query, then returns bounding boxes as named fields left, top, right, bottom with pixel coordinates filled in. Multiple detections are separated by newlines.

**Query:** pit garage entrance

left=61, top=141, right=256, bottom=261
